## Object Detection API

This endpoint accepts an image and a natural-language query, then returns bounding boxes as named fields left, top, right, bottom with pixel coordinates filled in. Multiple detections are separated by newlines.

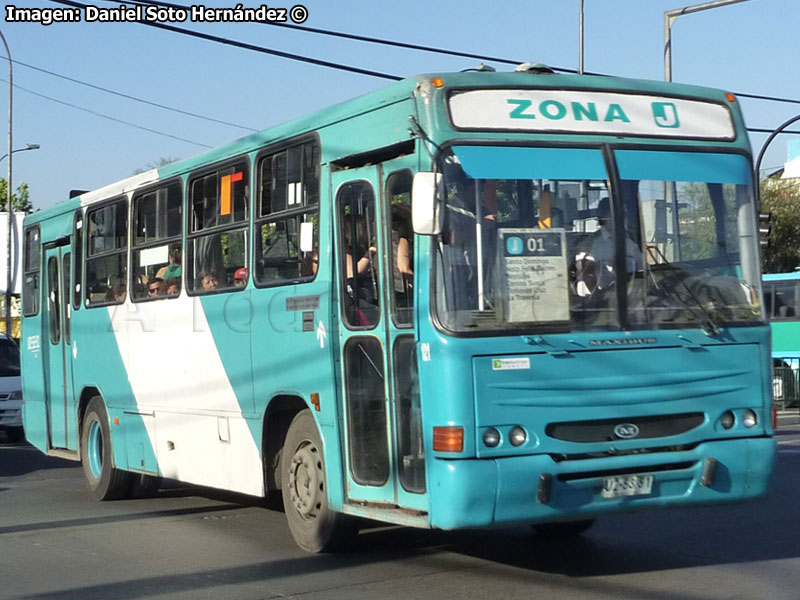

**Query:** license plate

left=601, top=474, right=654, bottom=499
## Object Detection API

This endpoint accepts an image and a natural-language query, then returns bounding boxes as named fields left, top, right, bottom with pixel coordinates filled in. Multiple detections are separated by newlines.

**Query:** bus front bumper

left=427, top=436, right=776, bottom=530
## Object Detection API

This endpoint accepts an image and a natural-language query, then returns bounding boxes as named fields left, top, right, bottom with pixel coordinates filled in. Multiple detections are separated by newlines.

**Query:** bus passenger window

left=131, top=182, right=182, bottom=301
left=255, top=141, right=320, bottom=287
left=773, top=282, right=797, bottom=319
left=85, top=198, right=128, bottom=306
left=387, top=170, right=414, bottom=327
left=338, top=182, right=379, bottom=329
left=187, top=161, right=249, bottom=294
left=23, top=226, right=41, bottom=316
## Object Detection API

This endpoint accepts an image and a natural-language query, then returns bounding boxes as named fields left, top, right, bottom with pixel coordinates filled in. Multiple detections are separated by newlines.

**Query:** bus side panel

left=108, top=294, right=263, bottom=496
left=20, top=316, right=47, bottom=453
left=71, top=303, right=137, bottom=469
left=246, top=278, right=343, bottom=506
left=318, top=97, right=415, bottom=165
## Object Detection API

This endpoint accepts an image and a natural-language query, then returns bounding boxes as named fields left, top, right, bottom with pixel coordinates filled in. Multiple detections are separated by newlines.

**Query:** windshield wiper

left=644, top=246, right=721, bottom=336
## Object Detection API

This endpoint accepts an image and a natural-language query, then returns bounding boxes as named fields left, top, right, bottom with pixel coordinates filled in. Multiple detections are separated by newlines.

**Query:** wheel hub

left=288, top=442, right=322, bottom=518
left=87, top=420, right=103, bottom=479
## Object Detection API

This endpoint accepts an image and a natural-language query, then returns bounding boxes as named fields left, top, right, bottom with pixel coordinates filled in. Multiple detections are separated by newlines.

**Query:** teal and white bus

left=762, top=271, right=800, bottom=407
left=21, top=66, right=776, bottom=552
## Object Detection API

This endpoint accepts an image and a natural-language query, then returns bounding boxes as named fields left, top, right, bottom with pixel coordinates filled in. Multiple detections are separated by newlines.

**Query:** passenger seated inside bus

left=105, top=282, right=126, bottom=302
left=200, top=271, right=218, bottom=290
left=300, top=251, right=319, bottom=277
left=233, top=267, right=248, bottom=288
left=147, top=277, right=165, bottom=298
left=165, top=277, right=180, bottom=295
left=157, top=247, right=182, bottom=280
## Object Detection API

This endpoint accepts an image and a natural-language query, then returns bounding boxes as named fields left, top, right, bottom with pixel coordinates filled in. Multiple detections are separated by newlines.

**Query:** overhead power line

left=109, top=0, right=800, bottom=107
left=0, top=77, right=213, bottom=147
left=4, top=56, right=258, bottom=132
left=35, top=0, right=800, bottom=143
left=47, top=0, right=402, bottom=81
left=747, top=128, right=800, bottom=135
left=105, top=0, right=547, bottom=71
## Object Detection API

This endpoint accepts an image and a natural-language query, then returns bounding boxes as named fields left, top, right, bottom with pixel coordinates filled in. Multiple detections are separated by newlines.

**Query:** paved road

left=1, top=416, right=799, bottom=600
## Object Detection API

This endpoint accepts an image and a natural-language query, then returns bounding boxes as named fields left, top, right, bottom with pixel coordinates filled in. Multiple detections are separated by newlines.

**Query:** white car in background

left=0, top=333, right=24, bottom=443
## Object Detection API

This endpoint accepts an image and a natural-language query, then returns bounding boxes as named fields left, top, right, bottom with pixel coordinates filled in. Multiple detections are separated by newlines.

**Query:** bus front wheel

left=281, top=410, right=356, bottom=552
left=80, top=396, right=131, bottom=501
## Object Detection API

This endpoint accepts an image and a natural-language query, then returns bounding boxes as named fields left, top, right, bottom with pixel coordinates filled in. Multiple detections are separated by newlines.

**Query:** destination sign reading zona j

left=448, top=89, right=735, bottom=140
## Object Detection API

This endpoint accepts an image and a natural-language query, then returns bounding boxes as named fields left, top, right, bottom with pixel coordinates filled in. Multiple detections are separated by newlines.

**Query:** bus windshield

left=433, top=146, right=763, bottom=334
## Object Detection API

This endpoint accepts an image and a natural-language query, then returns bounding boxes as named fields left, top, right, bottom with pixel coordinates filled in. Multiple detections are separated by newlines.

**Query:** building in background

left=782, top=139, right=800, bottom=179
left=0, top=213, right=23, bottom=338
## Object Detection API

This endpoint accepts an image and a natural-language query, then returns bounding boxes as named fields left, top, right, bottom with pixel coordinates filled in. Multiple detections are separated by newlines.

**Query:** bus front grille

left=545, top=412, right=704, bottom=443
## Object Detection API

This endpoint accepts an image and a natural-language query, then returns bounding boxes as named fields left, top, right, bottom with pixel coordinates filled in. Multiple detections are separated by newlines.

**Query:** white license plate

left=601, top=474, right=654, bottom=499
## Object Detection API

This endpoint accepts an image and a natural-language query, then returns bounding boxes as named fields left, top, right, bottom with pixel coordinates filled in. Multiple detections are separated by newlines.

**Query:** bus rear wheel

left=80, top=396, right=131, bottom=500
left=281, top=410, right=356, bottom=552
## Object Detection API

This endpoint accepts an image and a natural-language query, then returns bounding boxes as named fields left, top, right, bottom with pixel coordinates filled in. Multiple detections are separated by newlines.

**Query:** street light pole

left=664, top=0, right=751, bottom=82
left=579, top=0, right=585, bottom=75
left=0, top=143, right=39, bottom=164
left=0, top=28, right=12, bottom=338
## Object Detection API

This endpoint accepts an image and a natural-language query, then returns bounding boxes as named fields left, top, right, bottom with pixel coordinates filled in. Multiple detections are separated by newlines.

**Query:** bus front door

left=42, top=245, right=73, bottom=450
left=332, top=163, right=426, bottom=512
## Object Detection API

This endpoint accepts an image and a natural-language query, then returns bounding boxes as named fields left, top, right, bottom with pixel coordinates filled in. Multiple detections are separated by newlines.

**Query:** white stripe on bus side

left=108, top=295, right=263, bottom=496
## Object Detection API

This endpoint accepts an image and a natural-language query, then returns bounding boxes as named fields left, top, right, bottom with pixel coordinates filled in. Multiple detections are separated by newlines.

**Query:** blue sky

left=2, top=0, right=799, bottom=210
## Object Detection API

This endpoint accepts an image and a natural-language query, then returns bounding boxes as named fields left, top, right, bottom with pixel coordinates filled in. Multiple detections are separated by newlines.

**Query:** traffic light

left=758, top=212, right=771, bottom=248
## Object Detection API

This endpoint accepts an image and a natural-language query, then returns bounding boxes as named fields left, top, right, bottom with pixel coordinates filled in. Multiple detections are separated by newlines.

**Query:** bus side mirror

left=759, top=211, right=771, bottom=248
left=412, top=172, right=444, bottom=236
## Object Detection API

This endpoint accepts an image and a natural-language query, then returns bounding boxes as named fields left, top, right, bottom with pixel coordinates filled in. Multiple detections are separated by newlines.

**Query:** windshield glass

left=0, top=339, right=20, bottom=376
left=617, top=150, right=763, bottom=330
left=433, top=146, right=763, bottom=334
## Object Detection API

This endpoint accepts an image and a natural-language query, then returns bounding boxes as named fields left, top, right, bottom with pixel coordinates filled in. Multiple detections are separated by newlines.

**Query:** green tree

left=760, top=178, right=800, bottom=273
left=133, top=156, right=180, bottom=175
left=0, top=179, right=32, bottom=213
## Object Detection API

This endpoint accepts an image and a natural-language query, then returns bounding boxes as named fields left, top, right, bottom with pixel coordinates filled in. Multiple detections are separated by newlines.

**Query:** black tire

left=128, top=474, right=162, bottom=498
left=80, top=396, right=131, bottom=500
left=281, top=410, right=356, bottom=552
left=533, top=519, right=596, bottom=539
left=6, top=427, right=25, bottom=443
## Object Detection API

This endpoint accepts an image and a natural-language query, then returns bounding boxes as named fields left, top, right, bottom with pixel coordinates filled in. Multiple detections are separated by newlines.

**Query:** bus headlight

left=509, top=426, right=527, bottom=447
left=742, top=409, right=758, bottom=428
left=720, top=411, right=735, bottom=429
left=482, top=427, right=501, bottom=448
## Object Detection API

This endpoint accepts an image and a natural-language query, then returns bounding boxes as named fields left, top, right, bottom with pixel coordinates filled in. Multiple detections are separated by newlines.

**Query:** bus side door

left=331, top=162, right=426, bottom=511
left=42, top=244, right=74, bottom=450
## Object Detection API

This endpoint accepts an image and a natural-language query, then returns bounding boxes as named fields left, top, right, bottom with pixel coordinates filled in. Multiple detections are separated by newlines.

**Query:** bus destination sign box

left=498, top=228, right=569, bottom=323
left=448, top=89, right=735, bottom=140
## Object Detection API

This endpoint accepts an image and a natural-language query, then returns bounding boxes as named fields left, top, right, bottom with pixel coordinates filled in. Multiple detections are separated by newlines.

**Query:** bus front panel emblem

left=613, top=423, right=640, bottom=439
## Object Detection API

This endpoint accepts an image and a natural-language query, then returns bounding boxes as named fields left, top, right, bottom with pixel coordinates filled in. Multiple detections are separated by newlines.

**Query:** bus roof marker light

left=514, top=62, right=555, bottom=74
left=725, top=92, right=736, bottom=103
left=462, top=63, right=496, bottom=73
left=431, top=77, right=445, bottom=89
